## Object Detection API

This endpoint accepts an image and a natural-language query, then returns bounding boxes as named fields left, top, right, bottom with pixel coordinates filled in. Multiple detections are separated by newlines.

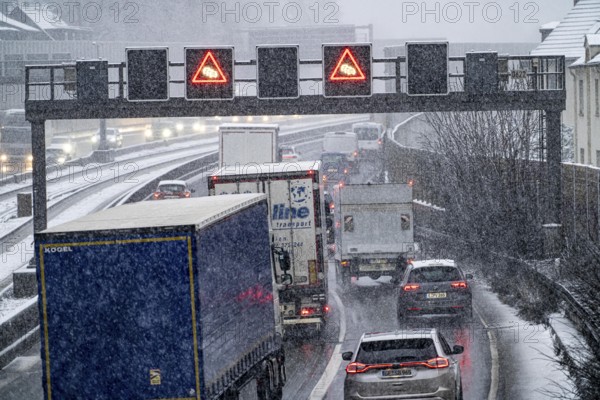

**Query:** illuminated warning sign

left=150, top=369, right=161, bottom=385
left=185, top=47, right=234, bottom=100
left=323, top=44, right=372, bottom=97
left=330, top=48, right=366, bottom=81
left=192, top=51, right=228, bottom=84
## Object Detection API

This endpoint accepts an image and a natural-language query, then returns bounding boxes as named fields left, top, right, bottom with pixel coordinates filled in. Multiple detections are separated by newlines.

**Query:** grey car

left=397, top=260, right=473, bottom=319
left=343, top=329, right=464, bottom=400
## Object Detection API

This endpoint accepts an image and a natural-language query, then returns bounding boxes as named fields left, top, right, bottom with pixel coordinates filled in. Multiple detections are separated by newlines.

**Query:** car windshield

left=356, top=339, right=437, bottom=364
left=159, top=184, right=186, bottom=192
left=354, top=127, right=379, bottom=140
left=409, top=266, right=462, bottom=283
left=281, top=148, right=295, bottom=155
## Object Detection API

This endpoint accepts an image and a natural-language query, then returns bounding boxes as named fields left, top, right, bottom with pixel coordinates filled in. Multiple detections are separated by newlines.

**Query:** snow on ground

left=475, top=282, right=577, bottom=398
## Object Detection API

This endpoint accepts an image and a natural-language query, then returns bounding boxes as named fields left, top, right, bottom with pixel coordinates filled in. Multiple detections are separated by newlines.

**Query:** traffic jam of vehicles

left=26, top=119, right=475, bottom=400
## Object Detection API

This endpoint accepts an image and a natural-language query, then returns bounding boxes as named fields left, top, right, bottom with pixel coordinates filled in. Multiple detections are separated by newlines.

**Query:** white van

left=352, top=122, right=384, bottom=158
left=322, top=131, right=359, bottom=173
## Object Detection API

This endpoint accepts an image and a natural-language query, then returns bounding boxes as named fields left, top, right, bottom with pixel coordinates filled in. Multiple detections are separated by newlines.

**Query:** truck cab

left=322, top=131, right=359, bottom=174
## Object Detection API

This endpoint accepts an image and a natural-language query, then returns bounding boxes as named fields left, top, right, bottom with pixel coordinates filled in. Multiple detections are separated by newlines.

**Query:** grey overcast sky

left=330, top=0, right=573, bottom=42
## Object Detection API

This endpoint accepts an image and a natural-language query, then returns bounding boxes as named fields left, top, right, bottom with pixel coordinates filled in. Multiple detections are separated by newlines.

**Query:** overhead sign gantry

left=24, top=42, right=566, bottom=233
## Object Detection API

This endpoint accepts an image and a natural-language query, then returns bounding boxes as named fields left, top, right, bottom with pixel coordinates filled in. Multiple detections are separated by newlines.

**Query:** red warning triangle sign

left=192, top=51, right=228, bottom=84
left=330, top=48, right=366, bottom=81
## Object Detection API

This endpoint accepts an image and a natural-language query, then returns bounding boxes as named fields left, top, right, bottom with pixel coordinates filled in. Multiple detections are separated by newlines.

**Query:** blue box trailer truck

left=35, top=194, right=285, bottom=400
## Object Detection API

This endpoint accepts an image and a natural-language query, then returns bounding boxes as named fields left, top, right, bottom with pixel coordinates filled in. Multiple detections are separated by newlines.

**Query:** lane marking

left=309, top=290, right=347, bottom=400
left=474, top=305, right=499, bottom=400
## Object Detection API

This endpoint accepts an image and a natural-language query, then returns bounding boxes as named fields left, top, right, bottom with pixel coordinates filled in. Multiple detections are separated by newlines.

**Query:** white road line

left=309, top=290, right=347, bottom=400
left=474, top=305, right=499, bottom=400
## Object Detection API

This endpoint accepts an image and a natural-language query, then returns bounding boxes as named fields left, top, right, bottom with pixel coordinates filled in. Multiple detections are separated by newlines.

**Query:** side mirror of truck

left=281, top=274, right=293, bottom=285
left=278, top=250, right=291, bottom=271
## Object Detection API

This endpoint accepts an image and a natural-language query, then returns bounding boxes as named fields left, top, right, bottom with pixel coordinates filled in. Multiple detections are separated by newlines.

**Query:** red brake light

left=451, top=281, right=468, bottom=289
left=378, top=138, right=382, bottom=145
left=300, top=307, right=316, bottom=316
left=184, top=192, right=191, bottom=198
left=346, top=362, right=368, bottom=374
left=353, top=151, right=358, bottom=156
left=323, top=305, right=331, bottom=313
left=426, top=357, right=449, bottom=369
left=343, top=168, right=348, bottom=174
left=308, top=170, right=315, bottom=175
left=341, top=260, right=350, bottom=267
left=153, top=192, right=161, bottom=199
left=403, top=284, right=420, bottom=291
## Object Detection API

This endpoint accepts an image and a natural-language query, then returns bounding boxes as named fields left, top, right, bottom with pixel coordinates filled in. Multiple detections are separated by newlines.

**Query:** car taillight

left=300, top=307, right=316, bottom=316
left=346, top=362, right=368, bottom=374
left=353, top=151, right=358, bottom=157
left=184, top=192, right=191, bottom=198
left=451, top=281, right=468, bottom=289
left=343, top=168, right=348, bottom=174
left=153, top=192, right=161, bottom=199
left=323, top=304, right=331, bottom=313
left=426, top=357, right=449, bottom=369
left=378, top=139, right=383, bottom=145
left=341, top=260, right=350, bottom=267
left=403, top=284, right=420, bottom=291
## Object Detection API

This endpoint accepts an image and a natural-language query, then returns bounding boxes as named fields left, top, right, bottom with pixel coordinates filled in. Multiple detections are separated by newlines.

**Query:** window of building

left=581, top=148, right=585, bottom=164
left=579, top=80, right=585, bottom=116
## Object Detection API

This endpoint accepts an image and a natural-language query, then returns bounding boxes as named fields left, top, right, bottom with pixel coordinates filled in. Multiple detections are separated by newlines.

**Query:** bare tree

left=423, top=110, right=545, bottom=258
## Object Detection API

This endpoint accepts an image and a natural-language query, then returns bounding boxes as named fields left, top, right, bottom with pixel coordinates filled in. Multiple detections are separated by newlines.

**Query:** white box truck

left=209, top=161, right=329, bottom=336
left=335, top=183, right=416, bottom=288
left=219, top=123, right=280, bottom=167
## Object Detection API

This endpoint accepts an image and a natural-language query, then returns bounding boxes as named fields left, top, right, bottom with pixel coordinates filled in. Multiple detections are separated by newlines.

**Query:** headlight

left=193, top=122, right=202, bottom=131
left=63, top=143, right=73, bottom=153
left=162, top=128, right=172, bottom=138
left=109, top=136, right=116, bottom=142
left=145, top=129, right=153, bottom=138
left=246, top=116, right=253, bottom=122
left=27, top=154, right=33, bottom=162
left=0, top=154, right=7, bottom=162
left=176, top=123, right=184, bottom=132
left=262, top=116, right=269, bottom=122
left=57, top=157, right=66, bottom=164
left=91, top=136, right=98, bottom=143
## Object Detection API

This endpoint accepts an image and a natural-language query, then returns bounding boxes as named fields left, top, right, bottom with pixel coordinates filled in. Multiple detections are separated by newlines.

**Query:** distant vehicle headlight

left=108, top=136, right=116, bottom=142
left=57, top=157, right=66, bottom=164
left=193, top=122, right=202, bottom=131
left=145, top=129, right=153, bottom=138
left=176, top=123, right=184, bottom=132
left=27, top=154, right=34, bottom=162
left=63, top=143, right=73, bottom=154
left=162, top=128, right=172, bottom=138
left=0, top=154, right=7, bottom=162
left=91, top=135, right=98, bottom=143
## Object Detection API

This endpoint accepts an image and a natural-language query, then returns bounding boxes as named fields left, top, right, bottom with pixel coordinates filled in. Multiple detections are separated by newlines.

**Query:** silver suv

left=342, top=329, right=464, bottom=400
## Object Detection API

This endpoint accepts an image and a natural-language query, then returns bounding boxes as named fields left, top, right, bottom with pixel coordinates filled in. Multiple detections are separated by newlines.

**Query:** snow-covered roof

left=541, top=21, right=560, bottom=30
left=42, top=194, right=267, bottom=233
left=531, top=0, right=600, bottom=59
left=362, top=329, right=437, bottom=342
left=587, top=33, right=600, bottom=45
left=213, top=161, right=320, bottom=176
left=158, top=180, right=187, bottom=186
left=411, top=259, right=456, bottom=268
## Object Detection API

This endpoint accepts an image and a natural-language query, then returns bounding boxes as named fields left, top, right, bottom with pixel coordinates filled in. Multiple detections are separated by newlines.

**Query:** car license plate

left=426, top=292, right=447, bottom=299
left=382, top=368, right=413, bottom=377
